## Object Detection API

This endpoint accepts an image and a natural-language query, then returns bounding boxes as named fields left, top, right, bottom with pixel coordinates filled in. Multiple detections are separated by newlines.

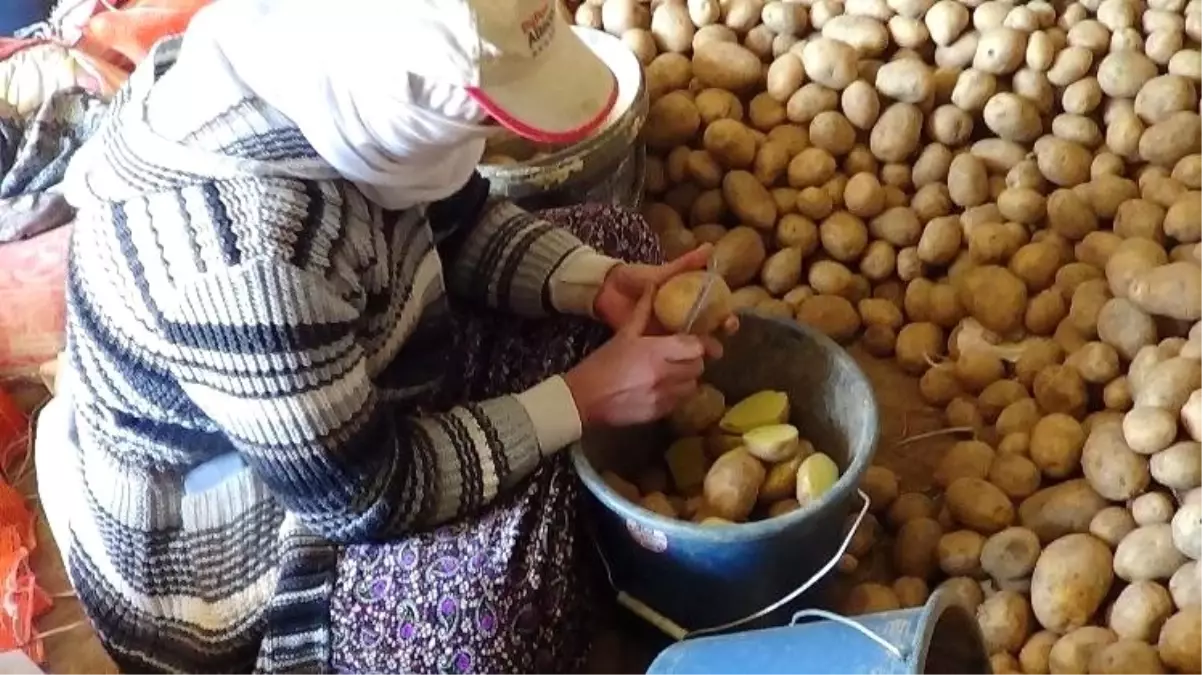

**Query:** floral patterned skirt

left=329, top=204, right=661, bottom=674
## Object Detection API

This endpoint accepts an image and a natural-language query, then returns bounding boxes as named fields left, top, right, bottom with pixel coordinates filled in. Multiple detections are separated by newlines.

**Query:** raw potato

left=670, top=384, right=726, bottom=436
left=802, top=38, right=859, bottom=90
left=1157, top=607, right=1201, bottom=674
left=713, top=226, right=769, bottom=287
left=956, top=265, right=1029, bottom=335
left=704, top=119, right=758, bottom=169
left=655, top=271, right=735, bottom=334
left=895, top=322, right=945, bottom=374
left=1019, top=631, right=1058, bottom=675
left=1090, top=506, right=1138, bottom=548
left=693, top=41, right=764, bottom=93
left=1129, top=487, right=1177, bottom=526
left=1049, top=627, right=1119, bottom=674
left=1170, top=561, right=1199, bottom=609
left=1172, top=500, right=1200, bottom=559
left=1030, top=533, right=1114, bottom=633
left=893, top=576, right=929, bottom=608
left=894, top=516, right=944, bottom=579
left=1029, top=414, right=1087, bottom=479
left=980, top=527, right=1041, bottom=581
left=1082, top=419, right=1151, bottom=501
left=796, top=295, right=862, bottom=342
left=645, top=92, right=702, bottom=150
left=946, top=477, right=1015, bottom=534
left=720, top=390, right=790, bottom=434
left=1019, top=479, right=1108, bottom=543
left=988, top=454, right=1042, bottom=499
left=1114, top=524, right=1188, bottom=582
left=703, top=448, right=766, bottom=521
left=937, top=530, right=985, bottom=576
left=1128, top=262, right=1202, bottom=321
left=1108, top=581, right=1174, bottom=642
left=760, top=454, right=806, bottom=503
left=724, top=171, right=777, bottom=230
left=1088, top=639, right=1166, bottom=674
left=888, top=492, right=937, bottom=528
left=860, top=465, right=899, bottom=511
left=1150, top=441, right=1202, bottom=491
left=1123, top=406, right=1178, bottom=455
left=845, top=583, right=902, bottom=615
left=977, top=591, right=1033, bottom=655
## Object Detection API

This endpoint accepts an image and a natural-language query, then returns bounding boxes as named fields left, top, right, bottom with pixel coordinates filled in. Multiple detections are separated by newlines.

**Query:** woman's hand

left=593, top=244, right=739, bottom=352
left=565, top=288, right=707, bottom=428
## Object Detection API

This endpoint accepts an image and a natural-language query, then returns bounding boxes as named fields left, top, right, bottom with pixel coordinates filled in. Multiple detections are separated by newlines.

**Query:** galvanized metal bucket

left=477, top=27, right=648, bottom=211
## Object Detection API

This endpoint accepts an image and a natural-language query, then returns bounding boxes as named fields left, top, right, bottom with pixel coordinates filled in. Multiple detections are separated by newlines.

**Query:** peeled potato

left=796, top=452, right=840, bottom=506
left=665, top=437, right=709, bottom=494
left=720, top=390, right=790, bottom=433
left=654, top=270, right=734, bottom=334
left=743, top=424, right=801, bottom=462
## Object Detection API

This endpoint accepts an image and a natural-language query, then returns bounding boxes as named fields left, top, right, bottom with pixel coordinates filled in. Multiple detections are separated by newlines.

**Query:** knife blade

left=680, top=256, right=719, bottom=335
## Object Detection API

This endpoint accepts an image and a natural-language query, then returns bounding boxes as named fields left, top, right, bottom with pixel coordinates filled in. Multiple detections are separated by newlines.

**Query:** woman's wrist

left=547, top=248, right=621, bottom=317
left=514, top=375, right=584, bottom=454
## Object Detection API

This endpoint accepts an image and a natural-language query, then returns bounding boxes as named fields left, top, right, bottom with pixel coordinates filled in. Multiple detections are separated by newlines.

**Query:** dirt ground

left=33, top=347, right=958, bottom=674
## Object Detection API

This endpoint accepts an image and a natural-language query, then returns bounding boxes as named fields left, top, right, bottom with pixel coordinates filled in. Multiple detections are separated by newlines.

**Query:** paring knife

left=680, top=255, right=719, bottom=334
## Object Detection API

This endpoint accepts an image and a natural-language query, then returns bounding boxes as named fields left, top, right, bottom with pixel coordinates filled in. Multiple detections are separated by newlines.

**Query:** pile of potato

left=602, top=388, right=844, bottom=524
left=569, top=0, right=1201, bottom=670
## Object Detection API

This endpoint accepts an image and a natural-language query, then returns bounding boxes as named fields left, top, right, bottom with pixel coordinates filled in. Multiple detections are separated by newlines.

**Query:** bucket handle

left=788, top=608, right=905, bottom=660
left=593, top=488, right=872, bottom=642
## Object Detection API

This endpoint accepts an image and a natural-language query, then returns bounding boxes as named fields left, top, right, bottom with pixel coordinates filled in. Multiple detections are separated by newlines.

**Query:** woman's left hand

left=594, top=244, right=739, bottom=354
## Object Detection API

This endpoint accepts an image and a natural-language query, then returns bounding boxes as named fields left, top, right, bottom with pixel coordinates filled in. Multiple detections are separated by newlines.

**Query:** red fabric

left=0, top=226, right=70, bottom=380
left=0, top=38, right=46, bottom=62
left=0, top=388, right=47, bottom=663
left=0, top=391, right=25, bottom=478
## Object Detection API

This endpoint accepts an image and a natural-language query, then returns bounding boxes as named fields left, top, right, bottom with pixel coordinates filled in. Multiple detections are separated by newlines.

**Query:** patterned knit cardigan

left=53, top=39, right=611, bottom=673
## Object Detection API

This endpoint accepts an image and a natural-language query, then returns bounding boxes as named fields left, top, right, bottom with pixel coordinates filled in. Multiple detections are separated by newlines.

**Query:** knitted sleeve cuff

left=513, top=375, right=583, bottom=455
left=547, top=248, right=621, bottom=318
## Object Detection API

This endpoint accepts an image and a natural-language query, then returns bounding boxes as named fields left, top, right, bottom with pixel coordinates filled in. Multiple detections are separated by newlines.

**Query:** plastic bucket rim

left=571, top=315, right=881, bottom=542
left=478, top=26, right=646, bottom=176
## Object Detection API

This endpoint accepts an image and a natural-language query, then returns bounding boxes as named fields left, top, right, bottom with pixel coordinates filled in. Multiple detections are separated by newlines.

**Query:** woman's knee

left=537, top=203, right=662, bottom=265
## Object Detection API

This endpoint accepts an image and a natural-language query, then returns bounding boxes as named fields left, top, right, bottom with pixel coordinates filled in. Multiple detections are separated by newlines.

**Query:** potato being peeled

left=654, top=271, right=734, bottom=334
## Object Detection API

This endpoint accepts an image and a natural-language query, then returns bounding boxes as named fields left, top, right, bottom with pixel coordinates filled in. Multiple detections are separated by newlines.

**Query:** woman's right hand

left=563, top=287, right=707, bottom=428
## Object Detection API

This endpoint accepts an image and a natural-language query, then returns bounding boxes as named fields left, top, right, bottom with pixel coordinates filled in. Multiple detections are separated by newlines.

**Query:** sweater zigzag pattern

left=60, top=41, right=585, bottom=673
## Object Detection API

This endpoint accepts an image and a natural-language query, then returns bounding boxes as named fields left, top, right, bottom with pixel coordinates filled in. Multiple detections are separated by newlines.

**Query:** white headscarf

left=165, top=0, right=500, bottom=209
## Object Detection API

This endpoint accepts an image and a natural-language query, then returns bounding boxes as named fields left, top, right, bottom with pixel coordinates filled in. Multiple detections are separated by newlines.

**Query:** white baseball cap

left=196, top=0, right=619, bottom=144
left=413, top=0, right=621, bottom=144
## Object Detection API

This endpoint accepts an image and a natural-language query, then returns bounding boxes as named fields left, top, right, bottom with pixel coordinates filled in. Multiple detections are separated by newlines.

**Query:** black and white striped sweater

left=48, top=39, right=615, bottom=673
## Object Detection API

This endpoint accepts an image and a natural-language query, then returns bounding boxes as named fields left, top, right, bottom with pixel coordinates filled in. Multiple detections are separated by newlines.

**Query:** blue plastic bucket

left=0, top=0, right=47, bottom=35
left=646, top=589, right=991, bottom=674
left=571, top=314, right=880, bottom=636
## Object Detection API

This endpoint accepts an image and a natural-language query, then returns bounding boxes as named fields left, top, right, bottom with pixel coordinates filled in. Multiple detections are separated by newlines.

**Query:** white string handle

left=593, top=488, right=873, bottom=641
left=789, top=608, right=904, bottom=660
